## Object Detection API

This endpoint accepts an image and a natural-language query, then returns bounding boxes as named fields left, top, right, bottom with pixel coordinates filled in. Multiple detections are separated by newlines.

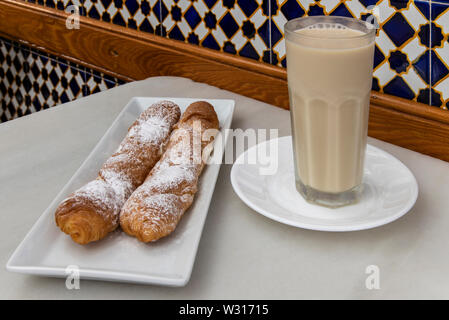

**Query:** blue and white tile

left=161, top=0, right=218, bottom=44
left=162, top=0, right=270, bottom=62
left=0, top=39, right=20, bottom=121
left=0, top=39, right=86, bottom=122
left=430, top=1, right=449, bottom=109
left=83, top=0, right=159, bottom=33
left=84, top=69, right=124, bottom=96
left=22, top=0, right=87, bottom=15
left=373, top=0, right=430, bottom=102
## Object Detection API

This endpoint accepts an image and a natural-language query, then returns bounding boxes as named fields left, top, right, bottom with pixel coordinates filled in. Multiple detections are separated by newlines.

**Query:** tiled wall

left=1, top=0, right=449, bottom=123
left=0, top=36, right=124, bottom=122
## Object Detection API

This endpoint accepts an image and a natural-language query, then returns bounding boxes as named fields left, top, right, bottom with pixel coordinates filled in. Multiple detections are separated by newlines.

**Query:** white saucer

left=230, top=136, right=418, bottom=232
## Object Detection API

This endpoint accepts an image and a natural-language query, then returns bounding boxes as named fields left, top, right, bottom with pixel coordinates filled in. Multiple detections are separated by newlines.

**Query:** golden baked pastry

left=120, top=101, right=219, bottom=242
left=55, top=101, right=181, bottom=244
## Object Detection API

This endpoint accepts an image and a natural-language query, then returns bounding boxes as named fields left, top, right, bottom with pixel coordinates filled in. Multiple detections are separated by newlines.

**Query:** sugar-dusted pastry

left=55, top=101, right=181, bottom=244
left=120, top=101, right=219, bottom=242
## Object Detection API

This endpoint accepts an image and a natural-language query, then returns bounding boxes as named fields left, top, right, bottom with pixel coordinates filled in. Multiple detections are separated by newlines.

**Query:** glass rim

left=284, top=16, right=376, bottom=42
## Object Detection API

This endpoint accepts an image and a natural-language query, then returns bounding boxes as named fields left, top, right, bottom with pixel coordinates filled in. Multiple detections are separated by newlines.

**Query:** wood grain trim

left=369, top=104, right=449, bottom=161
left=370, top=91, right=449, bottom=125
left=1, top=0, right=449, bottom=161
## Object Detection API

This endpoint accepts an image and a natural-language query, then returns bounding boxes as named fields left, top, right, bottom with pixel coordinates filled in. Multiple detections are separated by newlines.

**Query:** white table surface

left=1, top=77, right=449, bottom=299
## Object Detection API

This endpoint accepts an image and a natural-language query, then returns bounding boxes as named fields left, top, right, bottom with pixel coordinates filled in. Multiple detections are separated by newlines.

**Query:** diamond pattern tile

left=161, top=0, right=271, bottom=62
left=83, top=0, right=160, bottom=33
left=23, top=0, right=87, bottom=14
left=0, top=37, right=124, bottom=123
left=430, top=2, right=449, bottom=109
left=83, top=68, right=126, bottom=96
left=0, top=39, right=80, bottom=122
left=375, top=0, right=430, bottom=103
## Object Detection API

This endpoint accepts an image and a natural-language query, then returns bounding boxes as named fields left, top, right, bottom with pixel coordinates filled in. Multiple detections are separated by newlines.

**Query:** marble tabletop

left=1, top=77, right=448, bottom=299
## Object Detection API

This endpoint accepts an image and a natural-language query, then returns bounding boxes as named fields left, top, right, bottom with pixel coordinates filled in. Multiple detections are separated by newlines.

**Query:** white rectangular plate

left=7, top=97, right=235, bottom=286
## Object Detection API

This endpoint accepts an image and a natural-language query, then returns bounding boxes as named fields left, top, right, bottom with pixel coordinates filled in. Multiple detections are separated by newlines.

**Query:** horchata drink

left=285, top=16, right=376, bottom=208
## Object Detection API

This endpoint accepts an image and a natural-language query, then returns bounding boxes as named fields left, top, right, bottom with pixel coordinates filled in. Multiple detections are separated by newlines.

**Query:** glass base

left=296, top=180, right=363, bottom=208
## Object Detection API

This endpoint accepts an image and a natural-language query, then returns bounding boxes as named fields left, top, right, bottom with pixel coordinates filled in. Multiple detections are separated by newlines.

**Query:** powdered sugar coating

left=120, top=101, right=220, bottom=242
left=61, top=179, right=121, bottom=223
left=122, top=127, right=203, bottom=222
left=145, top=165, right=196, bottom=192
left=100, top=168, right=133, bottom=205
left=122, top=161, right=199, bottom=228
left=128, top=117, right=170, bottom=145
left=56, top=101, right=181, bottom=228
